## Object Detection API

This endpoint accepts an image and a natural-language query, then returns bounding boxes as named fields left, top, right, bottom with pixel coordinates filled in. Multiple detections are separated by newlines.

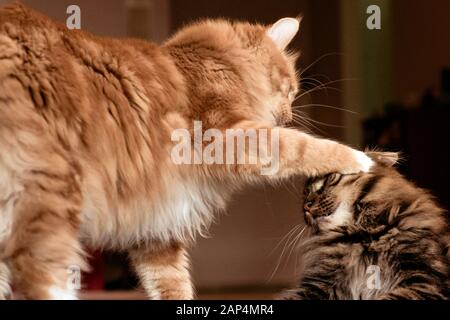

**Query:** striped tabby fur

left=283, top=152, right=450, bottom=300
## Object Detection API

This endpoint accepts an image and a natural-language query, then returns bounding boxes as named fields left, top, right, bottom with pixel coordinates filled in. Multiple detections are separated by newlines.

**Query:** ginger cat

left=0, top=3, right=373, bottom=299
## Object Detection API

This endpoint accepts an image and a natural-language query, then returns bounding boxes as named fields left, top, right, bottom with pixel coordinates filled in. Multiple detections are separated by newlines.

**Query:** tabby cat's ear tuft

left=267, top=17, right=301, bottom=50
left=366, top=151, right=399, bottom=167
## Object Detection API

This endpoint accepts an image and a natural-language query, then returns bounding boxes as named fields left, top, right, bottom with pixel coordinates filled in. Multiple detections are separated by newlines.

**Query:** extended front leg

left=129, top=243, right=194, bottom=300
left=224, top=122, right=373, bottom=179
left=275, top=128, right=372, bottom=177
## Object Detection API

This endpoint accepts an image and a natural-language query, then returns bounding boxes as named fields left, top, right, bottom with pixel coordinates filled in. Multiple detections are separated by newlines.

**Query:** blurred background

left=2, top=0, right=449, bottom=299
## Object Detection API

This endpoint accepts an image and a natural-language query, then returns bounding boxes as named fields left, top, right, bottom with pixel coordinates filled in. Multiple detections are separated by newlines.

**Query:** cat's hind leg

left=0, top=140, right=87, bottom=299
left=129, top=243, right=194, bottom=300
left=0, top=73, right=87, bottom=299
left=5, top=160, right=87, bottom=300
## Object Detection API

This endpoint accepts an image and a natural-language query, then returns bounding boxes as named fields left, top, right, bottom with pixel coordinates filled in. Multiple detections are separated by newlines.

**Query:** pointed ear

left=366, top=151, right=399, bottom=167
left=267, top=17, right=301, bottom=50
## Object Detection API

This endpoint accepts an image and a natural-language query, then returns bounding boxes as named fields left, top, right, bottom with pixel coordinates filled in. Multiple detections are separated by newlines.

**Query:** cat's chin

left=304, top=211, right=327, bottom=233
left=305, top=212, right=347, bottom=234
left=304, top=209, right=334, bottom=226
left=304, top=211, right=314, bottom=225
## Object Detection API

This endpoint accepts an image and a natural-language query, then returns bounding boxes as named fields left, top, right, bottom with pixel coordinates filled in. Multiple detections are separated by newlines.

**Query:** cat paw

left=341, top=150, right=374, bottom=174
left=353, top=150, right=374, bottom=173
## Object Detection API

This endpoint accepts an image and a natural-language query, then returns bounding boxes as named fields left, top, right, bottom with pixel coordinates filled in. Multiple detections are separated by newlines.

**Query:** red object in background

left=83, top=251, right=104, bottom=290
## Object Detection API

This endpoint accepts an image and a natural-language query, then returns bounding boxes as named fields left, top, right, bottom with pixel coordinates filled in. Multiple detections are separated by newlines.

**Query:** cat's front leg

left=129, top=243, right=194, bottom=300
left=275, top=128, right=373, bottom=177
left=227, top=123, right=372, bottom=178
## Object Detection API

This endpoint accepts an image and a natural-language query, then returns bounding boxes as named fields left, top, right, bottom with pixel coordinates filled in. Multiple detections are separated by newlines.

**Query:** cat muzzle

left=303, top=200, right=334, bottom=225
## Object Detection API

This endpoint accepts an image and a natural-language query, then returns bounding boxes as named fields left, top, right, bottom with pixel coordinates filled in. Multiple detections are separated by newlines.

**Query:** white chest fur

left=80, top=176, right=228, bottom=249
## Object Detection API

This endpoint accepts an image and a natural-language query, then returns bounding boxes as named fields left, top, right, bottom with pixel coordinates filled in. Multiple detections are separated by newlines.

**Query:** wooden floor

left=80, top=290, right=278, bottom=300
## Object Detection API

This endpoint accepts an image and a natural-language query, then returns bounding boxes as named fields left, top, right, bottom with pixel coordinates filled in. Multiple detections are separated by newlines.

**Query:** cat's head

left=166, top=17, right=301, bottom=126
left=302, top=152, right=436, bottom=235
left=259, top=17, right=301, bottom=125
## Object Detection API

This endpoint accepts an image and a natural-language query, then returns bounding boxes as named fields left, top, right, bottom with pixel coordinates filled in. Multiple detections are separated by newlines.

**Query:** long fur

left=282, top=159, right=450, bottom=300
left=0, top=3, right=374, bottom=299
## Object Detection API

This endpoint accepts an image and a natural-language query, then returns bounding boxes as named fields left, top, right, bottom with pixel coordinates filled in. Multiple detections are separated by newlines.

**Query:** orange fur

left=0, top=3, right=372, bottom=299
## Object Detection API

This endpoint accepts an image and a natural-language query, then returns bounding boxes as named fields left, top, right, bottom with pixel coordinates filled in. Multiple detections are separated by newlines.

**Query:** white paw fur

left=48, top=286, right=78, bottom=300
left=0, top=263, right=11, bottom=300
left=354, top=150, right=374, bottom=173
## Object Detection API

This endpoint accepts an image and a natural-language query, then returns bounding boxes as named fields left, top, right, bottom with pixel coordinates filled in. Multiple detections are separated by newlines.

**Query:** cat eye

left=326, top=173, right=342, bottom=186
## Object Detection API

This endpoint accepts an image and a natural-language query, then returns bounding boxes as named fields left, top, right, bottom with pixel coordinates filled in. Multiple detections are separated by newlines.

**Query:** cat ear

left=267, top=17, right=301, bottom=50
left=366, top=151, right=399, bottom=167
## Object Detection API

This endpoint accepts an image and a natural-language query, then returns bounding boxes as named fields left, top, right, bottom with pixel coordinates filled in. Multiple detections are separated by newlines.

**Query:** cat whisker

left=300, top=78, right=329, bottom=89
left=291, top=112, right=327, bottom=134
left=302, top=73, right=332, bottom=83
left=268, top=224, right=303, bottom=282
left=299, top=117, right=346, bottom=129
left=296, top=78, right=357, bottom=101
left=269, top=223, right=302, bottom=257
left=286, top=226, right=307, bottom=263
left=268, top=224, right=307, bottom=282
left=299, top=85, right=343, bottom=98
left=292, top=104, right=358, bottom=115
left=292, top=111, right=346, bottom=129
left=300, top=75, right=335, bottom=96
left=300, top=86, right=342, bottom=99
left=299, top=52, right=342, bottom=77
left=293, top=226, right=309, bottom=275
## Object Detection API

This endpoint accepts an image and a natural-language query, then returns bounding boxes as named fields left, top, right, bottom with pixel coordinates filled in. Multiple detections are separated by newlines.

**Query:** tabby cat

left=282, top=152, right=450, bottom=300
left=0, top=3, right=374, bottom=299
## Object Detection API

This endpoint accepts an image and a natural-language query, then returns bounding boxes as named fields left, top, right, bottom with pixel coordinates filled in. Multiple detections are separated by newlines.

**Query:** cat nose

left=304, top=193, right=317, bottom=211
left=304, top=200, right=313, bottom=211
